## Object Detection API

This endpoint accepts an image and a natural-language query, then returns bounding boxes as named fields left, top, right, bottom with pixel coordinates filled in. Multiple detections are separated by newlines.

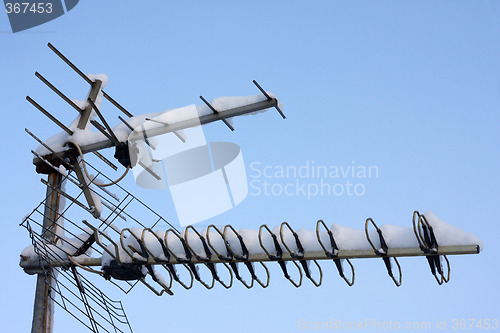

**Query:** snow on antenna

left=20, top=43, right=481, bottom=333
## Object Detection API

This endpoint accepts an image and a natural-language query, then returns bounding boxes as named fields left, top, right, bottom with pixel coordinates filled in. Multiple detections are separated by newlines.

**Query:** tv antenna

left=20, top=43, right=481, bottom=333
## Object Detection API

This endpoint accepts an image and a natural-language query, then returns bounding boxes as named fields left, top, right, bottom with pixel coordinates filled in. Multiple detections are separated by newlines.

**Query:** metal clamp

left=316, top=220, right=355, bottom=286
left=365, top=218, right=402, bottom=287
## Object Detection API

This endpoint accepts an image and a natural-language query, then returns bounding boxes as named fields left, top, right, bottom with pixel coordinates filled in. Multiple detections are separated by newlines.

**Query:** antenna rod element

left=118, top=115, right=135, bottom=131
left=253, top=80, right=286, bottom=119
left=199, top=95, right=235, bottom=131
left=27, top=96, right=73, bottom=135
left=145, top=118, right=186, bottom=142
left=26, top=128, right=73, bottom=170
left=102, top=91, right=134, bottom=118
left=87, top=98, right=120, bottom=145
left=92, top=150, right=118, bottom=171
left=48, top=42, right=93, bottom=85
left=35, top=72, right=83, bottom=114
left=90, top=120, right=117, bottom=144
left=48, top=42, right=134, bottom=118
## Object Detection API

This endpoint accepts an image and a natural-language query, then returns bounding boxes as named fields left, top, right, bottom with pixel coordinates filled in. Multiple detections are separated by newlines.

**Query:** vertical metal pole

left=31, top=171, right=63, bottom=333
left=77, top=80, right=102, bottom=130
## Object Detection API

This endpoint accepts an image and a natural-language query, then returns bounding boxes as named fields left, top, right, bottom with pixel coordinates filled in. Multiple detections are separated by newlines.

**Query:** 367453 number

left=5, top=2, right=53, bottom=14
left=451, top=319, right=499, bottom=330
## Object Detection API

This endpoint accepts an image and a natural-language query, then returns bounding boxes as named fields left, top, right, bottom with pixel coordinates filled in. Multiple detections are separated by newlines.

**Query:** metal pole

left=32, top=98, right=280, bottom=167
left=77, top=79, right=102, bottom=129
left=31, top=171, right=63, bottom=333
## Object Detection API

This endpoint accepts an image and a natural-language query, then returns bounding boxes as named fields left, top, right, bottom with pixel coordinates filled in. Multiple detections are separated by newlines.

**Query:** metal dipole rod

left=31, top=171, right=63, bottom=333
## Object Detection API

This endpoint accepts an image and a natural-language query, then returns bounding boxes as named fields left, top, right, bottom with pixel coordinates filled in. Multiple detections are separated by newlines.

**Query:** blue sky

left=2, top=1, right=500, bottom=332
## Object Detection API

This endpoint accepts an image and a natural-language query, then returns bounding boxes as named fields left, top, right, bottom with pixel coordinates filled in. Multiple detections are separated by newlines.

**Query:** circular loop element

left=316, top=220, right=355, bottom=286
left=364, top=218, right=382, bottom=254
left=164, top=227, right=213, bottom=290
left=206, top=225, right=252, bottom=289
left=287, top=261, right=304, bottom=288
left=339, top=259, right=356, bottom=287
left=441, top=255, right=451, bottom=283
left=184, top=225, right=229, bottom=289
left=206, top=225, right=232, bottom=261
left=231, top=262, right=255, bottom=289
left=237, top=267, right=255, bottom=289
left=214, top=262, right=234, bottom=289
left=163, top=263, right=194, bottom=290
left=121, top=228, right=175, bottom=295
left=418, top=214, right=431, bottom=252
left=251, top=262, right=271, bottom=288
left=140, top=274, right=174, bottom=296
left=412, top=211, right=427, bottom=250
left=223, top=225, right=269, bottom=288
left=258, top=224, right=281, bottom=259
left=433, top=255, right=451, bottom=285
left=222, top=224, right=248, bottom=260
left=184, top=225, right=211, bottom=261
left=141, top=228, right=170, bottom=263
left=140, top=229, right=191, bottom=292
left=154, top=265, right=173, bottom=291
left=316, top=219, right=338, bottom=257
left=418, top=214, right=438, bottom=253
left=303, top=260, right=323, bottom=287
left=164, top=228, right=192, bottom=263
left=365, top=218, right=403, bottom=287
left=279, top=221, right=304, bottom=259
left=259, top=223, right=303, bottom=287
left=387, top=256, right=403, bottom=287
left=280, top=222, right=321, bottom=286
left=120, top=228, right=147, bottom=263
left=190, top=263, right=216, bottom=290
left=414, top=212, right=452, bottom=285
left=91, top=226, right=122, bottom=263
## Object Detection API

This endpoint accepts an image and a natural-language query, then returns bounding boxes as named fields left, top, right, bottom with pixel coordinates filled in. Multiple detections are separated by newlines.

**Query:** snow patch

left=424, top=211, right=483, bottom=251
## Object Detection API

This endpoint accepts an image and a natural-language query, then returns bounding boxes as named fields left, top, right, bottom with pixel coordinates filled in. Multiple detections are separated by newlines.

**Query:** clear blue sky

left=2, top=1, right=499, bottom=332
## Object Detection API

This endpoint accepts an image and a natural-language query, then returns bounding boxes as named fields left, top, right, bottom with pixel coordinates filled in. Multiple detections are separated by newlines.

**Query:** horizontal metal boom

left=20, top=245, right=479, bottom=273
left=33, top=98, right=278, bottom=167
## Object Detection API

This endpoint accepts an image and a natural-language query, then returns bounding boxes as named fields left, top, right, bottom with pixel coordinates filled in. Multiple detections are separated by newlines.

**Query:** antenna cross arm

left=32, top=98, right=280, bottom=168
left=19, top=244, right=480, bottom=273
